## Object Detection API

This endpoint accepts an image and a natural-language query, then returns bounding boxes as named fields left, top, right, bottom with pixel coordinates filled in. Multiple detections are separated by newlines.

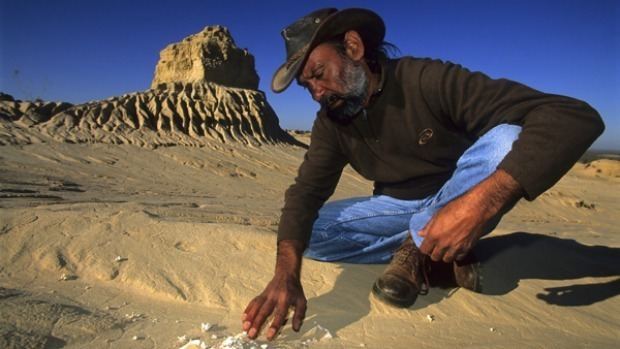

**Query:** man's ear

left=343, top=30, right=365, bottom=61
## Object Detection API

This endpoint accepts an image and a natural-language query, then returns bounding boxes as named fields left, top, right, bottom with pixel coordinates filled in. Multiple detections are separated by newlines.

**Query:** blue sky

left=1, top=0, right=618, bottom=150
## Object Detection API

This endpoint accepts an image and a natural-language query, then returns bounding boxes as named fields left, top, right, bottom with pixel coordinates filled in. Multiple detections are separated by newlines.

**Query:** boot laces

left=394, top=241, right=430, bottom=295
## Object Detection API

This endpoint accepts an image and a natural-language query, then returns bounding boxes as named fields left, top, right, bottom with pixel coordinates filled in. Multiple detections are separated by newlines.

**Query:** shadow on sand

left=305, top=232, right=620, bottom=335
left=304, top=263, right=383, bottom=338
left=475, top=232, right=620, bottom=305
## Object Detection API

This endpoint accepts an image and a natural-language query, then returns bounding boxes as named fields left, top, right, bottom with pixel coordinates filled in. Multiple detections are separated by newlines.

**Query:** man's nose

left=308, top=82, right=324, bottom=102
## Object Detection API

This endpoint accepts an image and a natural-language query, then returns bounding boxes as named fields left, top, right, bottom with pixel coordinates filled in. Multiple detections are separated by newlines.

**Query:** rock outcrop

left=0, top=26, right=300, bottom=147
left=0, top=83, right=295, bottom=147
left=151, top=26, right=259, bottom=90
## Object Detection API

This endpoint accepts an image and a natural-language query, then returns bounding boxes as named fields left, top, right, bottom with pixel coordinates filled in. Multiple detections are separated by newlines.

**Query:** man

left=242, top=8, right=604, bottom=340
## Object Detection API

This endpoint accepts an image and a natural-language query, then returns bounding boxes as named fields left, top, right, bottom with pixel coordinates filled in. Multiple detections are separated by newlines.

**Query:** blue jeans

left=305, top=124, right=522, bottom=264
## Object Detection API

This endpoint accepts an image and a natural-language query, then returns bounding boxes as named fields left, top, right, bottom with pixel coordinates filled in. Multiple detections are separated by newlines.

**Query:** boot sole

left=371, top=280, right=418, bottom=308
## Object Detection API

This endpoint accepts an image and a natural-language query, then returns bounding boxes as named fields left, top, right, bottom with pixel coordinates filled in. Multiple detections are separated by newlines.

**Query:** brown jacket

left=277, top=57, right=604, bottom=245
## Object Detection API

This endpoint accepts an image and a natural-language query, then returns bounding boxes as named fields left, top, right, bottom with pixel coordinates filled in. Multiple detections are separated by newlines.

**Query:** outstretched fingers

left=292, top=298, right=307, bottom=332
left=266, top=303, right=289, bottom=340
left=242, top=296, right=263, bottom=331
left=245, top=297, right=306, bottom=340
left=247, top=298, right=276, bottom=339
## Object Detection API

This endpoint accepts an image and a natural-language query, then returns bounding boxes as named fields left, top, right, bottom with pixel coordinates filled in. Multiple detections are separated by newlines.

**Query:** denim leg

left=305, top=195, right=431, bottom=263
left=305, top=124, right=522, bottom=263
left=409, top=124, right=522, bottom=246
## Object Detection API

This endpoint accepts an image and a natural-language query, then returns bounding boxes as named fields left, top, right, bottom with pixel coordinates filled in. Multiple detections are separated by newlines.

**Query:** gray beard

left=320, top=57, right=369, bottom=125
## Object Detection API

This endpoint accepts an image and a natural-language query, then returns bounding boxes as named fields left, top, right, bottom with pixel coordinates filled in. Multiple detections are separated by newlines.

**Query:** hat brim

left=271, top=8, right=385, bottom=93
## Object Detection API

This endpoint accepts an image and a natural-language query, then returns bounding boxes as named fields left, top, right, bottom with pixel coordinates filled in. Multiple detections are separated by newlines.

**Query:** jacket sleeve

left=277, top=114, right=348, bottom=245
left=420, top=60, right=605, bottom=200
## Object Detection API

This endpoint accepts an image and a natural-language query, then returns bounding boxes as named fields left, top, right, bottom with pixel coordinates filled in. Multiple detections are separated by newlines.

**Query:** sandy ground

left=1, top=138, right=619, bottom=348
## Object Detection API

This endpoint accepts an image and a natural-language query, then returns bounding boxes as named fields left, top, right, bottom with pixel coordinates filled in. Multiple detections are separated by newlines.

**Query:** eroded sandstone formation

left=151, top=25, right=259, bottom=90
left=0, top=26, right=298, bottom=147
left=0, top=83, right=291, bottom=147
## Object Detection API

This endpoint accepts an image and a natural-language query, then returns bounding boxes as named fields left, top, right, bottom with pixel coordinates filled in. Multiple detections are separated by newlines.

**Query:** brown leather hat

left=271, top=8, right=385, bottom=93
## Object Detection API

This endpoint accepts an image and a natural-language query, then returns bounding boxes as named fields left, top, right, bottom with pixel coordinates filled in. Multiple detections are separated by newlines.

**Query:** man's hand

left=419, top=169, right=523, bottom=262
left=242, top=240, right=306, bottom=340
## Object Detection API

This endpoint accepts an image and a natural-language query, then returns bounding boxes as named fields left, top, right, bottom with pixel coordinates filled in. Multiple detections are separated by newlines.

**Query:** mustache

left=319, top=94, right=343, bottom=109
left=319, top=93, right=365, bottom=126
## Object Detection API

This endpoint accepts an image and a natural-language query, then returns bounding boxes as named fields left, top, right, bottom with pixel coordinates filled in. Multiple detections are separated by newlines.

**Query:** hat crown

left=281, top=8, right=337, bottom=62
left=272, top=8, right=385, bottom=93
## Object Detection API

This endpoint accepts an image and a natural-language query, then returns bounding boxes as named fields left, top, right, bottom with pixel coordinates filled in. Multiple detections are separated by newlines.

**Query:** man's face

left=297, top=43, right=369, bottom=124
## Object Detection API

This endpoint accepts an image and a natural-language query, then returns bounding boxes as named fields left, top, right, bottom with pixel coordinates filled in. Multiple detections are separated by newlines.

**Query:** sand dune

left=1, top=138, right=618, bottom=348
left=574, top=159, right=620, bottom=179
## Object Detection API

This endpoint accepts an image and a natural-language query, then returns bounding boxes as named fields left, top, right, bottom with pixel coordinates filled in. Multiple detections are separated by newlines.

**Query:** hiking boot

left=453, top=252, right=482, bottom=292
left=372, top=235, right=429, bottom=308
left=428, top=252, right=482, bottom=293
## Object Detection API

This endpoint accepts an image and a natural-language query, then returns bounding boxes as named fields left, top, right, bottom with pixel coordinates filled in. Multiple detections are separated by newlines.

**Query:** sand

left=1, top=138, right=619, bottom=348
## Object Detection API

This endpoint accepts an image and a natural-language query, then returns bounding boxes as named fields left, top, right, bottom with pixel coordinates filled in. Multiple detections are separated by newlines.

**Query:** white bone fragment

left=178, top=339, right=204, bottom=349
left=59, top=273, right=77, bottom=281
